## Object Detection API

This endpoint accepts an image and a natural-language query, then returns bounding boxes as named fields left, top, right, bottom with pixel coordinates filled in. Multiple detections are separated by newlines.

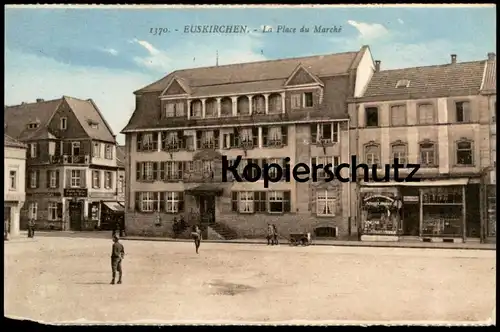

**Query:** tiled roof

left=116, top=145, right=125, bottom=168
left=4, top=99, right=62, bottom=141
left=482, top=60, right=496, bottom=92
left=64, top=97, right=115, bottom=142
left=191, top=79, right=286, bottom=97
left=4, top=97, right=115, bottom=143
left=135, top=50, right=361, bottom=94
left=362, top=60, right=486, bottom=99
left=4, top=134, right=27, bottom=148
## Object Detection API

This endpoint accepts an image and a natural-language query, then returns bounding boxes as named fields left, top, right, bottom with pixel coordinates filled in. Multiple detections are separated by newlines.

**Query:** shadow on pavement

left=23, top=231, right=113, bottom=240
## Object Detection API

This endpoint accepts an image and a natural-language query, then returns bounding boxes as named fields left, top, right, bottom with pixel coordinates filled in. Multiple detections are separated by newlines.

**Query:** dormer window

left=87, top=119, right=99, bottom=129
left=395, top=79, right=410, bottom=88
left=60, top=117, right=67, bottom=130
left=27, top=122, right=40, bottom=129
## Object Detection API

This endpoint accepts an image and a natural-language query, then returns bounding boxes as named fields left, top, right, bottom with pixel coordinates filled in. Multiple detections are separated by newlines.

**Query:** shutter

left=178, top=162, right=183, bottom=179
left=232, top=192, right=239, bottom=212
left=159, top=192, right=166, bottom=212
left=252, top=127, right=259, bottom=146
left=153, top=192, right=159, bottom=212
left=80, top=170, right=86, bottom=188
left=46, top=170, right=50, bottom=188
left=281, top=126, right=288, bottom=145
left=152, top=132, right=158, bottom=150
left=178, top=192, right=184, bottom=212
left=36, top=170, right=40, bottom=188
left=159, top=162, right=165, bottom=181
left=153, top=162, right=159, bottom=180
left=136, top=134, right=142, bottom=151
left=214, top=130, right=220, bottom=148
left=252, top=191, right=259, bottom=212
left=57, top=203, right=63, bottom=219
left=36, top=143, right=40, bottom=158
left=135, top=192, right=141, bottom=212
left=136, top=162, right=141, bottom=181
left=262, top=127, right=268, bottom=146
left=26, top=172, right=30, bottom=188
left=66, top=170, right=71, bottom=188
left=312, top=157, right=317, bottom=166
left=63, top=142, right=71, bottom=155
left=310, top=124, right=318, bottom=142
left=55, top=170, right=60, bottom=188
left=284, top=191, right=291, bottom=212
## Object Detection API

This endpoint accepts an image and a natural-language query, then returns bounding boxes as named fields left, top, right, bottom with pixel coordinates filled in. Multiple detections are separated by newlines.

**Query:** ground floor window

left=238, top=191, right=254, bottom=213
left=48, top=202, right=58, bottom=220
left=231, top=191, right=291, bottom=214
left=134, top=191, right=184, bottom=213
left=316, top=190, right=336, bottom=216
left=360, top=191, right=401, bottom=235
left=165, top=192, right=183, bottom=213
left=29, top=202, right=38, bottom=220
left=141, top=192, right=156, bottom=212
left=421, top=186, right=464, bottom=237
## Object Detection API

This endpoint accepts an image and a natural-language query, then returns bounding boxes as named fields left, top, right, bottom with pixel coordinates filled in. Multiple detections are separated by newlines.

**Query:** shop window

left=365, top=107, right=379, bottom=127
left=456, top=140, right=474, bottom=165
left=421, top=187, right=463, bottom=237
left=360, top=194, right=401, bottom=235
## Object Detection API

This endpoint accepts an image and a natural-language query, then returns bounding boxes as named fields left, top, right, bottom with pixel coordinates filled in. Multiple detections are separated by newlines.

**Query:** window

left=29, top=202, right=38, bottom=220
left=240, top=128, right=253, bottom=144
left=28, top=122, right=39, bottom=129
left=70, top=170, right=81, bottom=188
left=30, top=171, right=37, bottom=189
left=29, top=143, right=37, bottom=158
left=267, top=158, right=282, bottom=180
left=269, top=191, right=290, bottom=213
left=455, top=101, right=471, bottom=123
left=49, top=170, right=57, bottom=188
left=140, top=192, right=156, bottom=212
left=252, top=96, right=266, bottom=114
left=162, top=132, right=180, bottom=150
left=365, top=107, right=379, bottom=127
left=312, top=156, right=339, bottom=179
left=165, top=192, right=183, bottom=213
left=268, top=94, right=282, bottom=113
left=365, top=144, right=380, bottom=166
left=137, top=133, right=158, bottom=152
left=118, top=175, right=124, bottom=193
left=303, top=92, right=313, bottom=108
left=92, top=171, right=100, bottom=189
left=200, top=130, right=218, bottom=149
left=267, top=127, right=282, bottom=146
left=165, top=102, right=185, bottom=117
left=418, top=103, right=435, bottom=124
left=420, top=142, right=436, bottom=167
left=105, top=172, right=112, bottom=189
left=239, top=192, right=254, bottom=213
left=139, top=162, right=155, bottom=181
left=391, top=142, right=407, bottom=164
left=72, top=142, right=81, bottom=156
left=60, top=117, right=67, bottom=130
left=390, top=105, right=407, bottom=126
left=164, top=161, right=182, bottom=180
left=202, top=160, right=214, bottom=174
left=395, top=79, right=410, bottom=88
left=316, top=190, right=336, bottom=216
left=92, top=142, right=100, bottom=158
left=291, top=93, right=302, bottom=109
left=190, top=100, right=203, bottom=118
left=105, top=145, right=113, bottom=159
left=456, top=140, right=474, bottom=165
left=312, top=123, right=339, bottom=144
left=9, top=170, right=17, bottom=190
left=48, top=202, right=58, bottom=221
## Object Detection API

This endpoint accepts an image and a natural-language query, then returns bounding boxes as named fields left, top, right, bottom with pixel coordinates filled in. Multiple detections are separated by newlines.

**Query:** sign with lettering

left=403, top=196, right=419, bottom=202
left=363, top=195, right=394, bottom=208
left=89, top=192, right=116, bottom=199
left=26, top=192, right=61, bottom=197
left=64, top=188, right=88, bottom=198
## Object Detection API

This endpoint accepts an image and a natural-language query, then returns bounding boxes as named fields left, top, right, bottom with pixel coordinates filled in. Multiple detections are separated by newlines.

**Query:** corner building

left=122, top=46, right=376, bottom=239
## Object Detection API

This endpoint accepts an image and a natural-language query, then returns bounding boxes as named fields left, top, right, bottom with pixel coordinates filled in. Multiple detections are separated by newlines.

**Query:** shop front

left=486, top=184, right=496, bottom=242
left=100, top=201, right=125, bottom=231
left=359, top=185, right=403, bottom=242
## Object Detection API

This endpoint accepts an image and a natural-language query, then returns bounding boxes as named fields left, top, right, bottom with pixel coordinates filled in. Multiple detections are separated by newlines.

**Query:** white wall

left=4, top=146, right=27, bottom=203
left=354, top=48, right=375, bottom=98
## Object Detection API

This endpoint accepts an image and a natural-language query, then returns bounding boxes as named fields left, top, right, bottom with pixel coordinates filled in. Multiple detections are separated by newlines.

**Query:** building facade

left=4, top=134, right=27, bottom=238
left=4, top=97, right=123, bottom=231
left=121, top=46, right=376, bottom=239
left=349, top=54, right=494, bottom=243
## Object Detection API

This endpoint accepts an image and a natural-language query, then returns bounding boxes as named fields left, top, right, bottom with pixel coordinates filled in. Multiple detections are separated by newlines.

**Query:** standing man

left=272, top=224, right=279, bottom=245
left=110, top=234, right=125, bottom=285
left=28, top=218, right=36, bottom=238
left=267, top=223, right=274, bottom=245
left=191, top=224, right=202, bottom=254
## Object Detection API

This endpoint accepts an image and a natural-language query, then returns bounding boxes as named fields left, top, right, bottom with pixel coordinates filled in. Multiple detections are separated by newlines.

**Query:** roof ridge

left=376, top=60, right=486, bottom=74
left=5, top=97, right=62, bottom=108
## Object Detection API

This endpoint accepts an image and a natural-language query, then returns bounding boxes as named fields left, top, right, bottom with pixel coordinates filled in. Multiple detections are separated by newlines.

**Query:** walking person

left=110, top=234, right=125, bottom=285
left=191, top=224, right=202, bottom=254
left=272, top=224, right=279, bottom=245
left=28, top=218, right=36, bottom=238
left=267, top=223, right=274, bottom=245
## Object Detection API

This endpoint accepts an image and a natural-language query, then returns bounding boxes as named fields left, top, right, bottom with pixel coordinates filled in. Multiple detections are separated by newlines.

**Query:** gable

left=47, top=99, right=89, bottom=139
left=164, top=79, right=188, bottom=96
left=285, top=66, right=321, bottom=86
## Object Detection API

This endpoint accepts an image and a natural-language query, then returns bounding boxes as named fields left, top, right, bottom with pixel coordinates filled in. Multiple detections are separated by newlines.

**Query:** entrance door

left=199, top=195, right=216, bottom=225
left=69, top=201, right=83, bottom=231
left=403, top=203, right=419, bottom=236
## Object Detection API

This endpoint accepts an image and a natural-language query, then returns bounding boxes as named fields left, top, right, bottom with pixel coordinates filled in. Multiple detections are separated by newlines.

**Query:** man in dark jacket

left=110, top=235, right=125, bottom=285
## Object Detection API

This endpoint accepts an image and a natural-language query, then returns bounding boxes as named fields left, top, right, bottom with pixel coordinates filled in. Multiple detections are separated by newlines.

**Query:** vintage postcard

left=4, top=4, right=496, bottom=326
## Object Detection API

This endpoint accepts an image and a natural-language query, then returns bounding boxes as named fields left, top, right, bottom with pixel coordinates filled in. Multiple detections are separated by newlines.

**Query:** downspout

left=347, top=117, right=351, bottom=237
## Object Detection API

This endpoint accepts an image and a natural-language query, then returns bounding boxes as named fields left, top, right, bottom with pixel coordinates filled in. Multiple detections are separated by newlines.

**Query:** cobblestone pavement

left=4, top=236, right=496, bottom=325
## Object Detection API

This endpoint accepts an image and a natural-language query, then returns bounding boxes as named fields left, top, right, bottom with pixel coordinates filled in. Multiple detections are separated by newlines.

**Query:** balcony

left=50, top=154, right=91, bottom=165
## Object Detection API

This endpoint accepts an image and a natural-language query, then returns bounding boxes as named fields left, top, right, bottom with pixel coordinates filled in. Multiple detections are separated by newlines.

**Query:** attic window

left=87, top=119, right=99, bottom=129
left=27, top=122, right=40, bottom=129
left=395, top=80, right=410, bottom=88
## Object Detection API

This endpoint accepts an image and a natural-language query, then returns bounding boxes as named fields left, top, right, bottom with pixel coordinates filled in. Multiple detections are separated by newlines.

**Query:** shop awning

left=185, top=183, right=224, bottom=196
left=360, top=179, right=470, bottom=187
left=103, top=201, right=125, bottom=212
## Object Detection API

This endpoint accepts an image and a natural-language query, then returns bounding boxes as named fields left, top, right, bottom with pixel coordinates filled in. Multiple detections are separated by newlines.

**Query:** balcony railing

left=50, top=154, right=91, bottom=164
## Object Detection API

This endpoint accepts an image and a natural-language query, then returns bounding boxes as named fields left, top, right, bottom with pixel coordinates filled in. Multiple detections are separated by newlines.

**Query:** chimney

left=36, top=98, right=44, bottom=103
left=21, top=102, right=27, bottom=105
left=375, top=60, right=381, bottom=72
left=451, top=54, right=457, bottom=64
left=488, top=52, right=496, bottom=61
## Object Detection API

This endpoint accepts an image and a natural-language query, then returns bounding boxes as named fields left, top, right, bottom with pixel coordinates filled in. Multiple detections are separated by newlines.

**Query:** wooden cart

left=289, top=232, right=312, bottom=246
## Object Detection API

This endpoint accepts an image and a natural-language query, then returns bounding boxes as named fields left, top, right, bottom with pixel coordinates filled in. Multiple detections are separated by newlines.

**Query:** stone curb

left=121, top=237, right=496, bottom=251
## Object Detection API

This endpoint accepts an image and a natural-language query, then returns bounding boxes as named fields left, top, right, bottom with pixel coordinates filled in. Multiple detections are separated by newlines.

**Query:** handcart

left=289, top=232, right=312, bottom=246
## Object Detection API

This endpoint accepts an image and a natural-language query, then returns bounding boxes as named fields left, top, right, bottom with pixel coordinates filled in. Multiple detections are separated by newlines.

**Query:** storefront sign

left=403, top=196, right=419, bottom=202
left=363, top=195, right=395, bottom=207
left=64, top=188, right=88, bottom=198
left=26, top=192, right=61, bottom=197
left=89, top=192, right=116, bottom=199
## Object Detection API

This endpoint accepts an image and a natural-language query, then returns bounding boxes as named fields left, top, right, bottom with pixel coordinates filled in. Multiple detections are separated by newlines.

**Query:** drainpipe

left=347, top=117, right=352, bottom=237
